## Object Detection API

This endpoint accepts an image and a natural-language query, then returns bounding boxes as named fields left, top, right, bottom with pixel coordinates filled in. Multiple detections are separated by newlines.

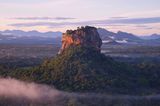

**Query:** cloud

left=105, top=17, right=160, bottom=24
left=9, top=16, right=160, bottom=28
left=110, top=17, right=128, bottom=19
left=0, top=78, right=61, bottom=100
left=11, top=17, right=76, bottom=21
left=1, top=78, right=160, bottom=106
left=135, top=25, right=155, bottom=30
left=54, top=17, right=76, bottom=20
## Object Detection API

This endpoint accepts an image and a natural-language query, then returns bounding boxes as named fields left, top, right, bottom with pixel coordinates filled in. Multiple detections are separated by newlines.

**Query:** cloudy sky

left=0, top=0, right=160, bottom=35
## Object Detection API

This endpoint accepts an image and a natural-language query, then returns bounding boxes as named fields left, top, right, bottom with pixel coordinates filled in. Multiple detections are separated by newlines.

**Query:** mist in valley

left=0, top=78, right=160, bottom=106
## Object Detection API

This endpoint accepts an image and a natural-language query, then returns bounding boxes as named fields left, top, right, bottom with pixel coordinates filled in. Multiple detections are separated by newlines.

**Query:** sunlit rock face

left=59, top=26, right=102, bottom=54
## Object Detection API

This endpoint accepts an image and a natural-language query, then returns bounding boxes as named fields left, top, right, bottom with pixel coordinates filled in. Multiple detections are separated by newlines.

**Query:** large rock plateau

left=59, top=26, right=102, bottom=54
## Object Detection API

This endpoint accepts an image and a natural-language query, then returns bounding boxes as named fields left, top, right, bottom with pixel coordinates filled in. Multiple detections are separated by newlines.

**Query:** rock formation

left=59, top=26, right=102, bottom=54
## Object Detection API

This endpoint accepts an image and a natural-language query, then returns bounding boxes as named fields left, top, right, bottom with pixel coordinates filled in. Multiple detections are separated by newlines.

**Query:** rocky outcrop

left=59, top=26, right=102, bottom=54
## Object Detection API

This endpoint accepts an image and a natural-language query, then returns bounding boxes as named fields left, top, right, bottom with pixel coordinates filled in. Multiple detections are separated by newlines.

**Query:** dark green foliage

left=0, top=45, right=160, bottom=94
left=0, top=65, right=10, bottom=77
left=134, top=62, right=160, bottom=88
left=26, top=46, right=140, bottom=93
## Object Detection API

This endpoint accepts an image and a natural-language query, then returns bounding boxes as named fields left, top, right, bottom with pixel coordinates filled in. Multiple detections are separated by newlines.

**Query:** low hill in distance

left=0, top=30, right=62, bottom=44
left=0, top=28, right=160, bottom=45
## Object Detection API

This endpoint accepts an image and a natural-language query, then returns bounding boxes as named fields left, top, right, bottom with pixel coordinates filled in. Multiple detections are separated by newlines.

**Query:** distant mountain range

left=140, top=34, right=160, bottom=40
left=0, top=30, right=62, bottom=44
left=0, top=29, right=159, bottom=45
left=97, top=28, right=160, bottom=45
left=98, top=28, right=141, bottom=45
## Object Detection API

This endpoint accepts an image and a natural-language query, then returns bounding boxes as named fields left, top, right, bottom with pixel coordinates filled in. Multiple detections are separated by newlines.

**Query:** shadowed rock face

left=59, top=26, right=102, bottom=54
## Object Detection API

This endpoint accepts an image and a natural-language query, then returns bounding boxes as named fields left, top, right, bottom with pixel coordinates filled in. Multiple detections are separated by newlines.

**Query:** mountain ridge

left=0, top=30, right=62, bottom=44
left=0, top=29, right=159, bottom=45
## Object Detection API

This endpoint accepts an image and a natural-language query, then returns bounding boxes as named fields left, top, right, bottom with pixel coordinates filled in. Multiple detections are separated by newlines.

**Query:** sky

left=0, top=0, right=160, bottom=35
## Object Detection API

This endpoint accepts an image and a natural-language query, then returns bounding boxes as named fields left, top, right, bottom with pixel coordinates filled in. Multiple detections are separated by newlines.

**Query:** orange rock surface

left=59, top=26, right=102, bottom=54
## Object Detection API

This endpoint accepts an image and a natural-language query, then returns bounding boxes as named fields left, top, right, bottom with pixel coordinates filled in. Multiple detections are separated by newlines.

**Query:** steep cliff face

left=59, top=26, right=102, bottom=54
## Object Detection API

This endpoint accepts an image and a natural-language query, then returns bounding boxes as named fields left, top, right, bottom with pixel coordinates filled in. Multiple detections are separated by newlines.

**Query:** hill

left=10, top=26, right=139, bottom=93
left=98, top=28, right=142, bottom=44
left=0, top=30, right=62, bottom=44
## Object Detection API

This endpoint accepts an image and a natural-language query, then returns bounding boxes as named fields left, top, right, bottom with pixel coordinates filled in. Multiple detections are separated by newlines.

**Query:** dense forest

left=0, top=45, right=160, bottom=95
